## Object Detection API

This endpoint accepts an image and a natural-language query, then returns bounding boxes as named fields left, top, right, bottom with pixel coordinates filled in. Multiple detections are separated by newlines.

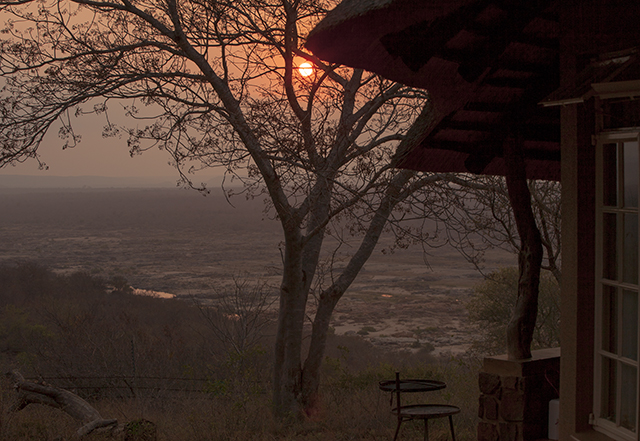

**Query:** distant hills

left=0, top=174, right=218, bottom=189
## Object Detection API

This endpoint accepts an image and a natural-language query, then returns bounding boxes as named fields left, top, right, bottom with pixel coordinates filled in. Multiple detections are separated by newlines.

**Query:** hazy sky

left=0, top=108, right=223, bottom=181
left=0, top=137, right=175, bottom=178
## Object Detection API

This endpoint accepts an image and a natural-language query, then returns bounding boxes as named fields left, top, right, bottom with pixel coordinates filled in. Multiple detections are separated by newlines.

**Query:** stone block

left=478, top=422, right=499, bottom=441
left=503, top=376, right=520, bottom=390
left=480, top=350, right=560, bottom=441
left=499, top=422, right=520, bottom=441
left=484, top=395, right=499, bottom=420
left=501, top=391, right=525, bottom=422
left=479, top=372, right=501, bottom=394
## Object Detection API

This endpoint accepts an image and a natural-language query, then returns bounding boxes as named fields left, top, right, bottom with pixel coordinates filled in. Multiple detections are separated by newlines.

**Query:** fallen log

left=6, top=370, right=118, bottom=438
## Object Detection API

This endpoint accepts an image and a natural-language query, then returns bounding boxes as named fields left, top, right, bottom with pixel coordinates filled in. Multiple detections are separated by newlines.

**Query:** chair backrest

left=395, top=371, right=402, bottom=416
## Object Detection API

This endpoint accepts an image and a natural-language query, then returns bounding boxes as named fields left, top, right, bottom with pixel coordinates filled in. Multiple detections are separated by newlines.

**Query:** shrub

left=466, top=266, right=560, bottom=356
left=0, top=262, right=482, bottom=440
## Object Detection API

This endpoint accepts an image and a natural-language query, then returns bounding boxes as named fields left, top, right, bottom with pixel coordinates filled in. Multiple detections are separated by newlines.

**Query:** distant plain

left=0, top=185, right=515, bottom=354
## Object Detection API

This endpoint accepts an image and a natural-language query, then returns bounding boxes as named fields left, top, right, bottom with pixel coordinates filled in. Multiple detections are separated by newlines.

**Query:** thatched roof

left=306, top=0, right=561, bottom=181
left=541, top=49, right=640, bottom=106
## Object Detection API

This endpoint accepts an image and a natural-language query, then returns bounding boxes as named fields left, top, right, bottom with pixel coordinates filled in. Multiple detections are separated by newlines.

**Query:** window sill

left=571, top=429, right=622, bottom=441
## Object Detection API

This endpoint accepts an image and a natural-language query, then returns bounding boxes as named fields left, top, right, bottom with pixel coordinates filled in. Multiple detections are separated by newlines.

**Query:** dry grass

left=0, top=263, right=482, bottom=440
left=1, top=356, right=480, bottom=441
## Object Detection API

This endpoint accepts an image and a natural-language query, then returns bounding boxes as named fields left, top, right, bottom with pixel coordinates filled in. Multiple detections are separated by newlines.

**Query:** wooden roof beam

left=419, top=139, right=561, bottom=162
left=439, top=121, right=559, bottom=142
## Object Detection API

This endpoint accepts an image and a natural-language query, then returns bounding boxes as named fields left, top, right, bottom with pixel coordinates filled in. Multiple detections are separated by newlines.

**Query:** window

left=595, top=132, right=640, bottom=441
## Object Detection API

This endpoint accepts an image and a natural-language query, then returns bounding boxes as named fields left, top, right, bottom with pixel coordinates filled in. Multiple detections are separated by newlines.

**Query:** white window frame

left=594, top=129, right=640, bottom=441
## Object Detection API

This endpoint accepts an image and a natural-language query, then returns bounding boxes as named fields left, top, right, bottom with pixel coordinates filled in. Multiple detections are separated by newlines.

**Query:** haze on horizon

left=0, top=110, right=225, bottom=187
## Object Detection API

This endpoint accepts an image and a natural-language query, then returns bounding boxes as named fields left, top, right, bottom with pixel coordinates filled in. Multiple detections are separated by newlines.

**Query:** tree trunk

left=300, top=289, right=340, bottom=414
left=273, top=103, right=434, bottom=418
left=299, top=169, right=417, bottom=412
left=272, top=231, right=308, bottom=419
left=503, top=135, right=544, bottom=360
left=7, top=370, right=118, bottom=438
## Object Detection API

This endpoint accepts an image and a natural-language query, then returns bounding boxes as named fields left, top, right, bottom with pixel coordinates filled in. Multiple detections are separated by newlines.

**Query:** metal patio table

left=379, top=372, right=460, bottom=441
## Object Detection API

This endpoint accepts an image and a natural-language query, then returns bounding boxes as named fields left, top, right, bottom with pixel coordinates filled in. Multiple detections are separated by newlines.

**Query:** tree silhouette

left=0, top=0, right=441, bottom=417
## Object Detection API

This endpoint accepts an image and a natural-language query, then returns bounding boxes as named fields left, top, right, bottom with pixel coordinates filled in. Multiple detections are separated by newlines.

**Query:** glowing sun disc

left=299, top=62, right=314, bottom=77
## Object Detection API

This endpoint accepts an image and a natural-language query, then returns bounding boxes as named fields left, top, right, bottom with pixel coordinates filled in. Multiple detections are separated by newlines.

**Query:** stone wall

left=477, top=348, right=560, bottom=441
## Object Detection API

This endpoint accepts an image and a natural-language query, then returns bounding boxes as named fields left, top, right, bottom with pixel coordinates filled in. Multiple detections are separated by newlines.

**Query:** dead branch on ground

left=6, top=370, right=118, bottom=438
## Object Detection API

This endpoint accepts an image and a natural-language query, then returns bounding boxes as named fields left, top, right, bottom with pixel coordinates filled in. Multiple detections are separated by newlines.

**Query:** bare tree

left=193, top=278, right=275, bottom=357
left=410, top=174, right=560, bottom=283
left=409, top=167, right=561, bottom=359
left=0, top=0, right=444, bottom=417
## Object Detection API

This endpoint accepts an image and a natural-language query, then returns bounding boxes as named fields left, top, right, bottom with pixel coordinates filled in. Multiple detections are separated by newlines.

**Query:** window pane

left=623, top=213, right=638, bottom=284
left=624, top=142, right=639, bottom=208
left=603, top=285, right=618, bottom=354
left=622, top=290, right=638, bottom=361
left=603, top=143, right=618, bottom=207
left=601, top=356, right=617, bottom=422
left=603, top=213, right=618, bottom=280
left=620, top=363, right=637, bottom=431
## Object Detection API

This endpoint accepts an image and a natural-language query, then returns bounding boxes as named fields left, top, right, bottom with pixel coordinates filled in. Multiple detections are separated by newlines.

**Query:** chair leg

left=423, top=418, right=429, bottom=441
left=448, top=415, right=456, bottom=441
left=393, top=419, right=402, bottom=441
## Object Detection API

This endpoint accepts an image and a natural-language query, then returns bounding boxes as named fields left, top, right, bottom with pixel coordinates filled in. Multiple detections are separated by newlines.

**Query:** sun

left=298, top=62, right=314, bottom=77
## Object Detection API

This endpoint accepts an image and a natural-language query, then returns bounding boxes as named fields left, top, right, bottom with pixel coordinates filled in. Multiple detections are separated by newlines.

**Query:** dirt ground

left=0, top=187, right=515, bottom=355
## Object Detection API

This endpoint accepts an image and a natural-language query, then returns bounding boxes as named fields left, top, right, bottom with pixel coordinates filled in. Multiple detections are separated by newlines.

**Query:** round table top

left=378, top=379, right=446, bottom=393
left=398, top=404, right=461, bottom=418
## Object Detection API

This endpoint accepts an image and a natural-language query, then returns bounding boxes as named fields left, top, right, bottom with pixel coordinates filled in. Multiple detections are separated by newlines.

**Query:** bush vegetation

left=466, top=267, right=560, bottom=356
left=0, top=262, right=479, bottom=440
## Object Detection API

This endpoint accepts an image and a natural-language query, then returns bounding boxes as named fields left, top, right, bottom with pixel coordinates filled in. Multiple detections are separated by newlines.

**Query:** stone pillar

left=477, top=348, right=560, bottom=441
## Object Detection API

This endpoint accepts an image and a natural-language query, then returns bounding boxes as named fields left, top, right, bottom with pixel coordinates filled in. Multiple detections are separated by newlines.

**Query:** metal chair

left=391, top=372, right=460, bottom=441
